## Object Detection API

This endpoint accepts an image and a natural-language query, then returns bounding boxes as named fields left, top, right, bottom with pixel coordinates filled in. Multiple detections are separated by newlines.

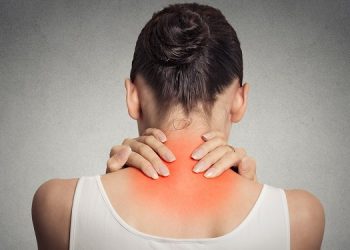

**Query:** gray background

left=0, top=0, right=349, bottom=249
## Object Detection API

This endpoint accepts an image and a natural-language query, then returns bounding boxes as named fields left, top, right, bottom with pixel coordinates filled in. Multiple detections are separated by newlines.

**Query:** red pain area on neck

left=127, top=134, right=241, bottom=220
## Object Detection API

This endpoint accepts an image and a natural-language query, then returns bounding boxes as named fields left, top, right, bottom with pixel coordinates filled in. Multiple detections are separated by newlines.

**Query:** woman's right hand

left=107, top=128, right=176, bottom=179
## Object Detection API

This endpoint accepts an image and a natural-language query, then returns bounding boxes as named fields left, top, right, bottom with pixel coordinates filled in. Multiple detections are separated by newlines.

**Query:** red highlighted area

left=127, top=134, right=241, bottom=225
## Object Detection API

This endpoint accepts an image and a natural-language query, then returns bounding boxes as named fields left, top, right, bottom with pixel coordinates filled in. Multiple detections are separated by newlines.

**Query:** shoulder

left=32, top=178, right=79, bottom=250
left=284, top=189, right=325, bottom=250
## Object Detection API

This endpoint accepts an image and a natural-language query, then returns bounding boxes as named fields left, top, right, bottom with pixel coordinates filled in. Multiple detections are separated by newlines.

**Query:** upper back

left=32, top=136, right=324, bottom=249
left=69, top=134, right=291, bottom=249
left=101, top=136, right=267, bottom=238
left=69, top=174, right=290, bottom=249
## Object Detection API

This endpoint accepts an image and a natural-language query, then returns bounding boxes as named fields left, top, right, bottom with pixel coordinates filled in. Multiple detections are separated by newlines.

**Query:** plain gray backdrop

left=1, top=0, right=349, bottom=249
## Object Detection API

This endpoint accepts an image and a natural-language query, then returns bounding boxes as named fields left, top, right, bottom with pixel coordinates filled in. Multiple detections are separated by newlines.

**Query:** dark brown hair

left=130, top=3, right=243, bottom=121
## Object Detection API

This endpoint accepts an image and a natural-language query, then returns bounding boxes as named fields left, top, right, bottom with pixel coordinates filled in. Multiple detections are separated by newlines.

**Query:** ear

left=230, top=82, right=250, bottom=123
left=124, top=78, right=141, bottom=120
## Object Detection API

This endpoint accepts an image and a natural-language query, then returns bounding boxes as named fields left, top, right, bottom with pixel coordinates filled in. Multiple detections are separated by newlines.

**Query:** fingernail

left=118, top=146, right=131, bottom=158
left=151, top=171, right=159, bottom=179
left=158, top=135, right=167, bottom=142
left=191, top=149, right=204, bottom=160
left=202, top=132, right=213, bottom=140
left=147, top=169, right=159, bottom=179
left=159, top=165, right=170, bottom=176
left=193, top=162, right=206, bottom=173
left=204, top=168, right=218, bottom=178
left=165, top=152, right=176, bottom=162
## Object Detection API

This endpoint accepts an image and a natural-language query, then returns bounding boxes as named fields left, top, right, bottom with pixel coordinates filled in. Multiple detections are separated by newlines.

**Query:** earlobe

left=230, top=82, right=250, bottom=123
left=124, top=78, right=141, bottom=120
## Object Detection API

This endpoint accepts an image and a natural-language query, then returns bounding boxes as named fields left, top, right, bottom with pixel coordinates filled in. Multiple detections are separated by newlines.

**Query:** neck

left=125, top=132, right=241, bottom=223
left=160, top=131, right=208, bottom=178
left=160, top=117, right=211, bottom=159
left=140, top=107, right=231, bottom=144
left=139, top=111, right=232, bottom=173
left=164, top=132, right=205, bottom=159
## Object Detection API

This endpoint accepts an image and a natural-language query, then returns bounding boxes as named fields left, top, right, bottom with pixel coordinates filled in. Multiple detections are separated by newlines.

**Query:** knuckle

left=143, top=128, right=152, bottom=135
left=138, top=145, right=150, bottom=155
left=144, top=135, right=155, bottom=145
left=122, top=138, right=131, bottom=145
left=109, top=145, right=122, bottom=157
left=135, top=136, right=144, bottom=143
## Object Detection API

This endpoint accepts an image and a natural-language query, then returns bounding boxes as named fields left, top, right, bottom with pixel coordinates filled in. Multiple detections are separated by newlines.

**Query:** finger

left=143, top=128, right=167, bottom=143
left=238, top=156, right=257, bottom=182
left=137, top=135, right=176, bottom=162
left=191, top=136, right=227, bottom=160
left=201, top=130, right=225, bottom=141
left=125, top=152, right=159, bottom=179
left=110, top=138, right=133, bottom=157
left=106, top=145, right=132, bottom=173
left=127, top=139, right=170, bottom=177
left=192, top=145, right=232, bottom=173
left=203, top=147, right=247, bottom=178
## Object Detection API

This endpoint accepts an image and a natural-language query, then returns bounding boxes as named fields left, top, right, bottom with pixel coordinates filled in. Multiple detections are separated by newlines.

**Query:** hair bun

left=144, top=9, right=210, bottom=65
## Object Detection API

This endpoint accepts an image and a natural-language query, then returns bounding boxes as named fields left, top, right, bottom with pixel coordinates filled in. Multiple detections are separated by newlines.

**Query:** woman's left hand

left=192, top=131, right=257, bottom=182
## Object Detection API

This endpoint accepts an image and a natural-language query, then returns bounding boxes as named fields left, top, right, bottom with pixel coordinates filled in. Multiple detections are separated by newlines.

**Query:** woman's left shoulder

left=32, top=178, right=79, bottom=249
left=284, top=189, right=325, bottom=249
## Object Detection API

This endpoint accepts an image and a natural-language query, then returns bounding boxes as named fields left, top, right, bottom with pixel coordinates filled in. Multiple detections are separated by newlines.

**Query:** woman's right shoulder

left=32, top=178, right=79, bottom=249
left=284, top=189, right=325, bottom=250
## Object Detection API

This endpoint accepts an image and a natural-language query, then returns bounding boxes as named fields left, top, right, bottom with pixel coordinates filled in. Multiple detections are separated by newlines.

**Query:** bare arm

left=286, top=189, right=325, bottom=250
left=31, top=146, right=131, bottom=249
left=32, top=178, right=78, bottom=250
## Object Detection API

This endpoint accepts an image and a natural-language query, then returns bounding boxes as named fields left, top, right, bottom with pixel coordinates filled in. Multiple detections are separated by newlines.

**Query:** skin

left=101, top=141, right=263, bottom=239
left=124, top=136, right=245, bottom=223
left=32, top=76, right=325, bottom=249
left=107, top=128, right=257, bottom=181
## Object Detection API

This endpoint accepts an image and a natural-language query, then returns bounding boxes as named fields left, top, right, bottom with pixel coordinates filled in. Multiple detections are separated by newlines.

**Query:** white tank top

left=69, top=175, right=290, bottom=250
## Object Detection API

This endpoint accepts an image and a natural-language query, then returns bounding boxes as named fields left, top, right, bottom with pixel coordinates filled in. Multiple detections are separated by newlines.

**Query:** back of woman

left=32, top=3, right=324, bottom=249
left=69, top=135, right=290, bottom=249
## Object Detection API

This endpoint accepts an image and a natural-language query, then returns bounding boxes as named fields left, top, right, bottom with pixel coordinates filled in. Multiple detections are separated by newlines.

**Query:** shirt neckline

left=95, top=175, right=266, bottom=243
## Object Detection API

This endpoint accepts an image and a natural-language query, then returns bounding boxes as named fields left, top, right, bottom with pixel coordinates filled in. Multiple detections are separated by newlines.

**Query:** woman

left=32, top=3, right=324, bottom=249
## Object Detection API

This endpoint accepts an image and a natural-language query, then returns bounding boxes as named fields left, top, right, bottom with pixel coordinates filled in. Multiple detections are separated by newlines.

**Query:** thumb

left=106, top=145, right=132, bottom=173
left=238, top=157, right=256, bottom=182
